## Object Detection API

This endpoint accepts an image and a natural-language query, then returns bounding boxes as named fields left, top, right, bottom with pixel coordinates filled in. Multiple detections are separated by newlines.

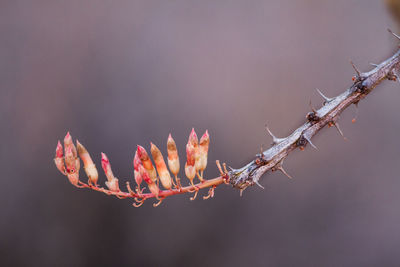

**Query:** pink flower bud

left=101, top=152, right=115, bottom=182
left=63, top=132, right=79, bottom=175
left=188, top=128, right=202, bottom=172
left=77, top=140, right=98, bottom=185
left=137, top=145, right=157, bottom=183
left=150, top=142, right=172, bottom=190
left=197, top=130, right=210, bottom=172
left=133, top=151, right=143, bottom=186
left=167, top=134, right=180, bottom=176
left=199, top=130, right=209, bottom=150
left=64, top=132, right=77, bottom=158
left=139, top=164, right=159, bottom=196
left=188, top=128, right=199, bottom=147
left=185, top=143, right=196, bottom=182
left=54, top=141, right=66, bottom=174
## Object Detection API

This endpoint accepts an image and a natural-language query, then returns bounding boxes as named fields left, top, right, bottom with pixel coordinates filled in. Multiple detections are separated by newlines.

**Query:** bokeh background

left=2, top=0, right=400, bottom=266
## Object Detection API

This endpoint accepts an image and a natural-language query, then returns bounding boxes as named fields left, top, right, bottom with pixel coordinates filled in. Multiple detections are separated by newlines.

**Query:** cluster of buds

left=54, top=129, right=229, bottom=207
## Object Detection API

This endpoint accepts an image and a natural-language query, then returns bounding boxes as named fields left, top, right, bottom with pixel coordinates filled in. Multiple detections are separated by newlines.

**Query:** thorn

left=239, top=188, right=246, bottom=197
left=332, top=122, right=347, bottom=141
left=350, top=60, right=361, bottom=78
left=254, top=180, right=265, bottom=189
left=272, top=160, right=293, bottom=179
left=304, top=135, right=317, bottom=150
left=278, top=165, right=293, bottom=179
left=265, top=124, right=285, bottom=144
left=388, top=28, right=400, bottom=41
left=369, top=63, right=379, bottom=67
left=316, top=88, right=333, bottom=103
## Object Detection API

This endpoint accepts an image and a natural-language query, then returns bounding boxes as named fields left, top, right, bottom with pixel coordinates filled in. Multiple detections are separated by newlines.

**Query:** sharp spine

left=265, top=125, right=286, bottom=145
left=316, top=88, right=333, bottom=103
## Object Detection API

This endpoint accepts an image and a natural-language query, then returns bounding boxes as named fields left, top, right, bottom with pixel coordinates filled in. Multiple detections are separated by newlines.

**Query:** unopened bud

left=151, top=142, right=172, bottom=190
left=105, top=178, right=120, bottom=192
left=167, top=134, right=180, bottom=176
left=63, top=132, right=79, bottom=175
left=188, top=128, right=199, bottom=147
left=77, top=140, right=98, bottom=185
left=101, top=152, right=115, bottom=182
left=139, top=164, right=159, bottom=196
left=197, top=130, right=210, bottom=172
left=64, top=132, right=77, bottom=158
left=185, top=143, right=196, bottom=182
left=137, top=145, right=157, bottom=182
left=54, top=141, right=66, bottom=174
left=64, top=146, right=78, bottom=175
left=133, top=151, right=143, bottom=186
left=188, top=128, right=202, bottom=172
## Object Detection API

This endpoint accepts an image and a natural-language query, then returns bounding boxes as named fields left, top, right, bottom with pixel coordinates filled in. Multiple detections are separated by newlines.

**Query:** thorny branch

left=228, top=30, right=400, bottom=193
left=55, top=30, right=400, bottom=206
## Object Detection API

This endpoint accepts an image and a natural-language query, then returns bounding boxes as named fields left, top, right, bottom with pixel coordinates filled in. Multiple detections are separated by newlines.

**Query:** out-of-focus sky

left=2, top=0, right=400, bottom=266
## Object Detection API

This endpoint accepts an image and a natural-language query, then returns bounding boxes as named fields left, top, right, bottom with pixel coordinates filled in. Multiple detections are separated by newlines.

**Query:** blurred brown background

left=2, top=0, right=400, bottom=266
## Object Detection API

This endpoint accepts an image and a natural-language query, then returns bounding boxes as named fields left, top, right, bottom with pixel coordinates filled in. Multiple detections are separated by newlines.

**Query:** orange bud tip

left=352, top=76, right=356, bottom=81
left=352, top=119, right=356, bottom=124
